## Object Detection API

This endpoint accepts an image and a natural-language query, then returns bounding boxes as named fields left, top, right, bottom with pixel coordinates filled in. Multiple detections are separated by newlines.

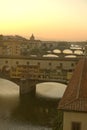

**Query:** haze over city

left=0, top=0, right=87, bottom=41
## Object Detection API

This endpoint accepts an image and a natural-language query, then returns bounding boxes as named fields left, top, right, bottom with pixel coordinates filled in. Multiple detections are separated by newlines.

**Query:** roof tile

left=58, top=58, right=87, bottom=112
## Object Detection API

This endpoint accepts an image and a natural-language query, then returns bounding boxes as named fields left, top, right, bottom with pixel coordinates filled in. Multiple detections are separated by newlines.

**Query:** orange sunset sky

left=0, top=0, right=87, bottom=41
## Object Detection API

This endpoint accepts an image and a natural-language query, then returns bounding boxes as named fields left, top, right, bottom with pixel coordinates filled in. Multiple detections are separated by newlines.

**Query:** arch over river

left=0, top=72, right=67, bottom=96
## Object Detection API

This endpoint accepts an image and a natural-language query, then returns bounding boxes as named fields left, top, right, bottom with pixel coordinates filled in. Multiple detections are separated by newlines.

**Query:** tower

left=30, top=34, right=35, bottom=41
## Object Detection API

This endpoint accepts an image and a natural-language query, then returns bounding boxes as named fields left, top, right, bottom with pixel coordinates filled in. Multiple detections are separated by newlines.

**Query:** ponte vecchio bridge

left=0, top=56, right=80, bottom=95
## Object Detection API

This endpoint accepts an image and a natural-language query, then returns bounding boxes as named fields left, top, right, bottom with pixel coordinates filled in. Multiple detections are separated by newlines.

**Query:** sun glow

left=0, top=0, right=87, bottom=41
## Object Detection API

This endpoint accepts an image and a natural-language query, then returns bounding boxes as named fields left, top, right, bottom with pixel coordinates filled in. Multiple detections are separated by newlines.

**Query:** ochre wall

left=63, top=111, right=87, bottom=130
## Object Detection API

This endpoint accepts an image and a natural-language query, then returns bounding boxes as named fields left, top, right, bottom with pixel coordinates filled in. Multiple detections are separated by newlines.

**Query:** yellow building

left=10, top=65, right=40, bottom=79
left=0, top=46, right=3, bottom=55
left=58, top=58, right=87, bottom=130
left=3, top=41, right=21, bottom=56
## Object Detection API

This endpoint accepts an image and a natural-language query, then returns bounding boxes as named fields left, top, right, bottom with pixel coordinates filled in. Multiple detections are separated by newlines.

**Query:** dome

left=30, top=34, right=35, bottom=41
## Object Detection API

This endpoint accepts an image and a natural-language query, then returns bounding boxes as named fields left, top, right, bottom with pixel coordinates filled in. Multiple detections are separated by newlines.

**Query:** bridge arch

left=0, top=70, right=68, bottom=96
left=0, top=78, right=19, bottom=96
left=36, top=82, right=67, bottom=99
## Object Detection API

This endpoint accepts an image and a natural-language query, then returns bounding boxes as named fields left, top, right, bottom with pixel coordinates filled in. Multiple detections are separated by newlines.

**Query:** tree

left=53, top=110, right=63, bottom=130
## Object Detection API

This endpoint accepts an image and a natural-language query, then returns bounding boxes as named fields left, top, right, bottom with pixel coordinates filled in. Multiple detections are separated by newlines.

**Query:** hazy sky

left=0, top=0, right=87, bottom=41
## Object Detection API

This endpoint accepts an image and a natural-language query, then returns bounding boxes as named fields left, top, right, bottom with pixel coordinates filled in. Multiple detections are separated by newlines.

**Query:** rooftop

left=58, top=57, right=87, bottom=112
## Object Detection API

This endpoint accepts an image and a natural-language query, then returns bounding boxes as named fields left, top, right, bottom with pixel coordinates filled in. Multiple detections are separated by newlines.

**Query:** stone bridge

left=0, top=56, right=80, bottom=96
left=0, top=71, right=67, bottom=96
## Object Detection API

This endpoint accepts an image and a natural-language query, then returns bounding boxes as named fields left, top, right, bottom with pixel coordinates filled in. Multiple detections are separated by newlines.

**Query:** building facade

left=58, top=58, right=87, bottom=130
left=0, top=56, right=78, bottom=82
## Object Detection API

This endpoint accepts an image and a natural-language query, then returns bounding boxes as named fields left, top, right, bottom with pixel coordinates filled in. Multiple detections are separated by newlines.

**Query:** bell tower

left=30, top=34, right=35, bottom=41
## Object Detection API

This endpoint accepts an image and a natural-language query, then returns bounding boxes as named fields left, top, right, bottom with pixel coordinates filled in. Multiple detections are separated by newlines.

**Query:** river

left=0, top=78, right=60, bottom=130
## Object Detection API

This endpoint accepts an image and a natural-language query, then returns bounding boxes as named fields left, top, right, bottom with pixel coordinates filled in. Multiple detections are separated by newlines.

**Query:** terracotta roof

left=58, top=58, right=87, bottom=112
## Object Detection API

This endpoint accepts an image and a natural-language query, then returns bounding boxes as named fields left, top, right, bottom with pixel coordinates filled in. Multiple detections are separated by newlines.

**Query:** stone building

left=10, top=64, right=40, bottom=79
left=0, top=57, right=78, bottom=81
left=58, top=57, right=87, bottom=130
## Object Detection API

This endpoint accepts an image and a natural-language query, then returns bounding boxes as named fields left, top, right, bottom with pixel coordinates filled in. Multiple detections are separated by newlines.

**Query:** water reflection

left=0, top=78, right=19, bottom=96
left=0, top=78, right=59, bottom=130
left=0, top=96, right=19, bottom=117
left=12, top=94, right=59, bottom=127
left=0, top=93, right=55, bottom=130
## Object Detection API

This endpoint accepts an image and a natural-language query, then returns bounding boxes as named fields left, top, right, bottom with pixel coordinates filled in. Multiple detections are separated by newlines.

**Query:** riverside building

left=58, top=56, right=87, bottom=130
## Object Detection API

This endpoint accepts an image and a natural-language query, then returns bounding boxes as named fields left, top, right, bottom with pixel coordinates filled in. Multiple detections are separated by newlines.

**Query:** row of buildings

left=1, top=34, right=87, bottom=129
left=0, top=34, right=85, bottom=57
left=0, top=34, right=41, bottom=56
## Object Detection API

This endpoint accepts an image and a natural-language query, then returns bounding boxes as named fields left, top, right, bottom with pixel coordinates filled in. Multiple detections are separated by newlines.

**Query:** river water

left=0, top=78, right=59, bottom=130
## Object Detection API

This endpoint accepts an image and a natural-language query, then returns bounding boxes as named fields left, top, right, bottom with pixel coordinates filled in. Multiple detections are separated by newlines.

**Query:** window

left=16, top=61, right=19, bottom=65
left=71, top=63, right=74, bottom=67
left=49, top=62, right=52, bottom=66
left=60, top=63, right=63, bottom=67
left=72, top=122, right=81, bottom=130
left=38, top=62, right=40, bottom=66
left=5, top=61, right=8, bottom=64
left=27, top=61, right=29, bottom=65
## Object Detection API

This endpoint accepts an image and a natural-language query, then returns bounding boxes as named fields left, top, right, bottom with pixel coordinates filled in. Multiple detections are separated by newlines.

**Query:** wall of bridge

left=0, top=57, right=79, bottom=95
left=0, top=56, right=78, bottom=70
left=17, top=78, right=67, bottom=95
left=0, top=57, right=79, bottom=82
left=0, top=73, right=67, bottom=96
